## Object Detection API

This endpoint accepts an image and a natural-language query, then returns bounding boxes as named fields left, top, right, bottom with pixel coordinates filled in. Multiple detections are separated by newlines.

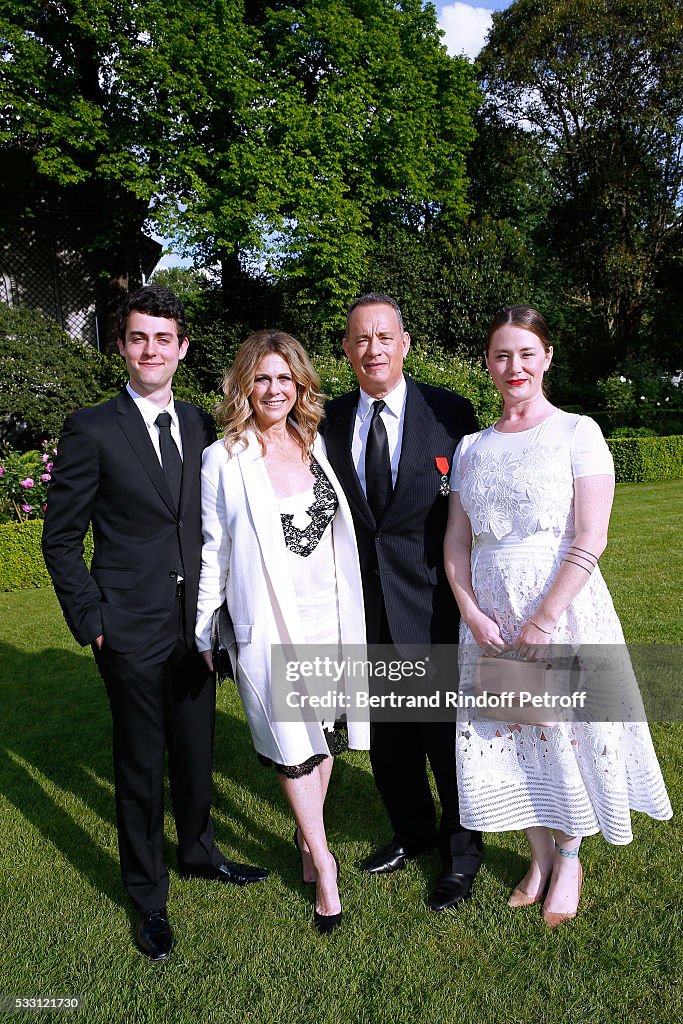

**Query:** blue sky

left=434, top=1, right=511, bottom=60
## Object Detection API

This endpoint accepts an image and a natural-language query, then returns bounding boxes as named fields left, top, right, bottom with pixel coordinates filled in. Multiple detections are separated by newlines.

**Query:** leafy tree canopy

left=160, top=0, right=480, bottom=333
left=479, top=0, right=683, bottom=363
left=0, top=304, right=106, bottom=446
left=1, top=1, right=479, bottom=340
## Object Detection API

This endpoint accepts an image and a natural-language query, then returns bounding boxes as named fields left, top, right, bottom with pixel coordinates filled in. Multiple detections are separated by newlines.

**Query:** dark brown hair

left=346, top=293, right=405, bottom=336
left=486, top=305, right=551, bottom=354
left=116, top=284, right=188, bottom=342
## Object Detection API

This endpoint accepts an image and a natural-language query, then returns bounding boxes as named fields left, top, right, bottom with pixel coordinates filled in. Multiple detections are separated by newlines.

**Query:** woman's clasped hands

left=510, top=617, right=556, bottom=662
left=468, top=610, right=510, bottom=657
left=470, top=610, right=556, bottom=661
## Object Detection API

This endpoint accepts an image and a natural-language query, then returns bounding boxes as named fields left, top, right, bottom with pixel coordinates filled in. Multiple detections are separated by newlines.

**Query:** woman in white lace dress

left=443, top=306, right=672, bottom=927
left=195, top=331, right=369, bottom=934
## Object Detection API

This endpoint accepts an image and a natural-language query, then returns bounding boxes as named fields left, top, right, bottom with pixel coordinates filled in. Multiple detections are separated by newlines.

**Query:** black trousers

left=369, top=719, right=483, bottom=873
left=94, top=599, right=222, bottom=911
left=369, top=605, right=483, bottom=875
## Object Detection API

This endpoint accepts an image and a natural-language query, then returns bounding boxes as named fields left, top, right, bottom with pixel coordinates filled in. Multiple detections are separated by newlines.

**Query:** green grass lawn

left=0, top=482, right=681, bottom=1024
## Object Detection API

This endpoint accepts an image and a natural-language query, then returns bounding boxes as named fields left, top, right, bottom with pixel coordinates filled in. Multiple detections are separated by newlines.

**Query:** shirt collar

left=126, top=382, right=178, bottom=428
left=357, top=375, right=406, bottom=422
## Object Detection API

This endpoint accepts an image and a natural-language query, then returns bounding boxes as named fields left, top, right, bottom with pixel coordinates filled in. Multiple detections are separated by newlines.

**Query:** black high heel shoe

left=293, top=828, right=315, bottom=885
left=313, top=853, right=342, bottom=935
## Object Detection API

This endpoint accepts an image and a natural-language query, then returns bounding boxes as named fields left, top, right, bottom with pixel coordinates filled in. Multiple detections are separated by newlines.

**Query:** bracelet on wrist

left=529, top=617, right=553, bottom=635
left=562, top=556, right=592, bottom=574
left=567, top=544, right=598, bottom=564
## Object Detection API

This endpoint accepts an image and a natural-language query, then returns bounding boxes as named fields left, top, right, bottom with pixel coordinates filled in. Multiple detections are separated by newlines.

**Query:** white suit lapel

left=237, top=432, right=303, bottom=646
left=313, top=434, right=367, bottom=646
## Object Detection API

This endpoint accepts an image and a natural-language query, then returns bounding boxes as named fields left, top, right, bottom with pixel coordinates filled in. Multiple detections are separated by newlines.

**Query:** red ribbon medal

left=435, top=457, right=450, bottom=496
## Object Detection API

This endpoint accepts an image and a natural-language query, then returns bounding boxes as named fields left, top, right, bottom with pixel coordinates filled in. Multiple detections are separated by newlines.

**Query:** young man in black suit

left=323, top=293, right=483, bottom=911
left=42, top=285, right=267, bottom=960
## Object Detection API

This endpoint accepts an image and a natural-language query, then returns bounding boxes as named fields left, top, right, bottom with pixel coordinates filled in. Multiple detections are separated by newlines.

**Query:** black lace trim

left=256, top=723, right=348, bottom=777
left=280, top=458, right=338, bottom=557
left=272, top=754, right=328, bottom=779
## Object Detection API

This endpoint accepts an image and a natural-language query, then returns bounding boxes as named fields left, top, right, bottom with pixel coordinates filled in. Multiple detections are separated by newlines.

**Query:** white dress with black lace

left=450, top=411, right=672, bottom=844
left=261, top=459, right=343, bottom=777
left=279, top=459, right=341, bottom=647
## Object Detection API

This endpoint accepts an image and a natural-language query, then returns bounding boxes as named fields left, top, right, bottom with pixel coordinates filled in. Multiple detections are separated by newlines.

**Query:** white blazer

left=196, top=426, right=370, bottom=765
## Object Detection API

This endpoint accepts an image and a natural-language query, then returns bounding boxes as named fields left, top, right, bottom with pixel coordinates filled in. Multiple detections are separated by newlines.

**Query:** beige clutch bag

left=474, top=656, right=555, bottom=727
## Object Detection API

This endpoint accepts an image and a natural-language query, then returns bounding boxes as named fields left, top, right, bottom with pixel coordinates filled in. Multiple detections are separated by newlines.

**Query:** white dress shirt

left=126, top=384, right=184, bottom=580
left=351, top=375, right=407, bottom=496
left=126, top=382, right=183, bottom=463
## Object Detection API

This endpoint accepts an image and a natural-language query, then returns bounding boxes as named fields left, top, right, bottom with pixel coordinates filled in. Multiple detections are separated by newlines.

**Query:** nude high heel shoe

left=542, top=842, right=583, bottom=928
left=508, top=878, right=549, bottom=908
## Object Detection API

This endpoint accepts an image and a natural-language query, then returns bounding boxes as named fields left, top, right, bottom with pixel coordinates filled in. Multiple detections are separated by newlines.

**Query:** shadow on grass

left=0, top=639, right=385, bottom=907
left=212, top=702, right=522, bottom=897
left=0, top=638, right=519, bottom=915
left=0, top=641, right=126, bottom=906
left=212, top=702, right=386, bottom=892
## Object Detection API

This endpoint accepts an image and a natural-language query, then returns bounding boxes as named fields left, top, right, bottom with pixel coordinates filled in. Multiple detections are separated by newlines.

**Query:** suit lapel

left=346, top=376, right=431, bottom=528
left=177, top=402, right=202, bottom=519
left=327, top=391, right=376, bottom=529
left=383, top=378, right=432, bottom=526
left=237, top=433, right=303, bottom=645
left=115, top=390, right=177, bottom=516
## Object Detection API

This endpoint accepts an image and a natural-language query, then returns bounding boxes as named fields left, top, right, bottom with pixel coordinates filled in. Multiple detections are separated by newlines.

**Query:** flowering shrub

left=404, top=344, right=501, bottom=427
left=313, top=345, right=500, bottom=425
left=0, top=440, right=56, bottom=523
left=597, top=358, right=683, bottom=433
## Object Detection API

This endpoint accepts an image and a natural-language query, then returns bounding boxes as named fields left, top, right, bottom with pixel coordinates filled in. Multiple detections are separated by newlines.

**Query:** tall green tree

left=2, top=1, right=478, bottom=349
left=358, top=219, right=534, bottom=355
left=479, top=0, right=683, bottom=367
left=161, top=0, right=480, bottom=341
left=0, top=0, right=259, bottom=341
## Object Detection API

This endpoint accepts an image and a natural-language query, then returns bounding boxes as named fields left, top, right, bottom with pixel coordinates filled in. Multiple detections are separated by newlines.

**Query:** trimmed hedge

left=1, top=440, right=681, bottom=592
left=0, top=521, right=93, bottom=592
left=607, top=435, right=683, bottom=483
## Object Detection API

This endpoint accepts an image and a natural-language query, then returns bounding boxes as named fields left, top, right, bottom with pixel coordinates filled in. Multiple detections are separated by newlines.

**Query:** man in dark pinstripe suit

left=323, top=294, right=483, bottom=911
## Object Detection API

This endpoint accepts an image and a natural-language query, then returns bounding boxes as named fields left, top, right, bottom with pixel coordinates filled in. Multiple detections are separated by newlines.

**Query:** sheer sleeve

left=449, top=437, right=466, bottom=493
left=571, top=416, right=614, bottom=478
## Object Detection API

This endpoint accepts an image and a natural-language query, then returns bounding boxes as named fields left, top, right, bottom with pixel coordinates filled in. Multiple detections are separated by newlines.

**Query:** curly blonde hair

left=217, top=330, right=325, bottom=454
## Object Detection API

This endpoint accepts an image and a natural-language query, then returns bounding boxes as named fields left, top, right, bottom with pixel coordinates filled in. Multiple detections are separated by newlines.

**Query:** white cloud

left=438, top=3, right=493, bottom=61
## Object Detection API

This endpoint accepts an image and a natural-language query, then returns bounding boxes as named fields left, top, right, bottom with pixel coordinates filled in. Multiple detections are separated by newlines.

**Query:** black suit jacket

left=323, top=377, right=478, bottom=646
left=42, top=389, right=216, bottom=653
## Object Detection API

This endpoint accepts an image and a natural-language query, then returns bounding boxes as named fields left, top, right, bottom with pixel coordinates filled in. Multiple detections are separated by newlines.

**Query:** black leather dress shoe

left=360, top=839, right=430, bottom=875
left=178, top=859, right=269, bottom=886
left=135, top=909, right=174, bottom=961
left=360, top=840, right=408, bottom=874
left=428, top=872, right=476, bottom=912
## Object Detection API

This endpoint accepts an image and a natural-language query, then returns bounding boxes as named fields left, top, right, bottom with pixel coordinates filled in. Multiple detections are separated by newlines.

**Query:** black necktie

left=155, top=411, right=182, bottom=510
left=365, top=399, right=392, bottom=521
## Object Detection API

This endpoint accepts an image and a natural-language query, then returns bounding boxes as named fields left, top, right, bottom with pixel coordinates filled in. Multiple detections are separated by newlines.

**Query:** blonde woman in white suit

left=196, top=330, right=369, bottom=935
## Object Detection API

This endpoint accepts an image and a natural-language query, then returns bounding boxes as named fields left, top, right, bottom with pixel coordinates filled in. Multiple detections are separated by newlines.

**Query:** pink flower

left=42, top=504, right=47, bottom=512
left=0, top=466, right=4, bottom=476
left=21, top=504, right=33, bottom=513
left=41, top=473, right=51, bottom=483
left=20, top=478, right=35, bottom=488
left=41, top=453, right=50, bottom=463
left=46, top=462, right=53, bottom=472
